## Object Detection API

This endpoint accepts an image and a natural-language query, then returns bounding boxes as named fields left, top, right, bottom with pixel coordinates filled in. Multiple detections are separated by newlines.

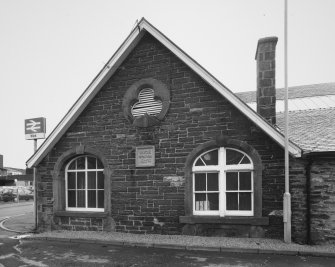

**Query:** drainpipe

left=306, top=158, right=313, bottom=244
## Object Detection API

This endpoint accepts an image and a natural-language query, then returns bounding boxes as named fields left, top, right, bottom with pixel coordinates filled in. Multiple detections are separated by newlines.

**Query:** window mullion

left=65, top=172, right=68, bottom=209
left=75, top=171, right=78, bottom=208
left=219, top=147, right=225, bottom=217
left=205, top=173, right=208, bottom=211
left=85, top=157, right=88, bottom=209
left=96, top=171, right=98, bottom=208
left=237, top=172, right=240, bottom=211
left=193, top=173, right=195, bottom=212
left=252, top=172, right=254, bottom=213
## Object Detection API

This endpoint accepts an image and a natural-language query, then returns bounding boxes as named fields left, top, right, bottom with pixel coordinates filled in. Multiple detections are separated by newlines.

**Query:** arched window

left=192, top=148, right=254, bottom=216
left=65, top=155, right=104, bottom=212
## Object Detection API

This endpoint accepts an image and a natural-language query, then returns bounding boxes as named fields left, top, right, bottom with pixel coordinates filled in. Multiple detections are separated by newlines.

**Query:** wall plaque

left=136, top=145, right=155, bottom=167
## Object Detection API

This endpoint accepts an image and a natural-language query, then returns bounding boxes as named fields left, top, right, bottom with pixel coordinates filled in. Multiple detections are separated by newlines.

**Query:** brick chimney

left=255, top=37, right=278, bottom=125
left=0, top=154, right=3, bottom=169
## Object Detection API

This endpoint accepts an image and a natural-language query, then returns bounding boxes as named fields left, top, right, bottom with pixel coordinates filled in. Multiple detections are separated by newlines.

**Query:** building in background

left=0, top=154, right=6, bottom=176
left=0, top=154, right=32, bottom=186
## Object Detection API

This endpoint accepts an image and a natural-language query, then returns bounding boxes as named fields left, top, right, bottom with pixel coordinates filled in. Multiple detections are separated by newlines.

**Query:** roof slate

left=276, top=108, right=335, bottom=153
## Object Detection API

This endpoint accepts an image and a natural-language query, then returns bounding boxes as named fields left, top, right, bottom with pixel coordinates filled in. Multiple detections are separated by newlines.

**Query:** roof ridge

left=236, top=82, right=335, bottom=96
left=276, top=81, right=335, bottom=90
left=277, top=106, right=335, bottom=114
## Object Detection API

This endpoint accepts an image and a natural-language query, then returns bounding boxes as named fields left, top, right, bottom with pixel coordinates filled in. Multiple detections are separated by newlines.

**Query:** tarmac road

left=2, top=238, right=333, bottom=267
left=0, top=201, right=33, bottom=219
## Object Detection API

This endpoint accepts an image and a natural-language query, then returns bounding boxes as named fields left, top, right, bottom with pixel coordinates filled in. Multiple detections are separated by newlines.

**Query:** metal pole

left=33, top=139, right=38, bottom=231
left=283, top=0, right=291, bottom=243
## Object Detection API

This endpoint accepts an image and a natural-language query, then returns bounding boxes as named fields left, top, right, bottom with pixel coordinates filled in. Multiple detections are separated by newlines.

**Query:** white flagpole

left=283, top=0, right=291, bottom=243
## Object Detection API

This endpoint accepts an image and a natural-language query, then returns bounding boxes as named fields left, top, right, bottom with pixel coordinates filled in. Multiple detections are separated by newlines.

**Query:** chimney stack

left=0, top=154, right=3, bottom=169
left=255, top=37, right=278, bottom=125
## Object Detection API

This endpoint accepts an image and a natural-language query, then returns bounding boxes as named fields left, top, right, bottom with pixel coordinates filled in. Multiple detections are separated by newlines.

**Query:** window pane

left=77, top=190, right=85, bottom=207
left=97, top=159, right=104, bottom=169
left=240, top=172, right=252, bottom=190
left=226, top=172, right=238, bottom=190
left=88, top=190, right=96, bottom=208
left=207, top=193, right=219, bottom=210
left=68, top=160, right=76, bottom=170
left=87, top=157, right=96, bottom=169
left=194, top=173, right=206, bottom=191
left=88, top=172, right=96, bottom=189
left=226, top=192, right=238, bottom=210
left=239, top=192, right=252, bottom=210
left=68, top=190, right=76, bottom=207
left=195, top=158, right=205, bottom=166
left=67, top=172, right=76, bottom=189
left=240, top=155, right=251, bottom=164
left=195, top=193, right=206, bottom=210
left=98, top=190, right=104, bottom=208
left=226, top=149, right=244, bottom=165
left=201, top=150, right=218, bottom=165
left=207, top=173, right=218, bottom=191
left=77, top=157, right=85, bottom=169
left=77, top=172, right=85, bottom=189
left=97, top=172, right=104, bottom=189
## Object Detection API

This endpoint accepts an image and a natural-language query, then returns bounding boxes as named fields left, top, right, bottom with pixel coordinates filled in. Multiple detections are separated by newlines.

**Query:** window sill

left=179, top=215, right=269, bottom=226
left=54, top=211, right=109, bottom=218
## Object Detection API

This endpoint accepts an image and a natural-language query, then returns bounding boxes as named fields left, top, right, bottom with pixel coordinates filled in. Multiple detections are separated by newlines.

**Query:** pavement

left=1, top=207, right=335, bottom=258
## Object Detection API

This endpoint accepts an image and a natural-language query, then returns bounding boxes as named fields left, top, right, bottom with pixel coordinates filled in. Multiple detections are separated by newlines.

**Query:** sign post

left=25, top=117, right=46, bottom=231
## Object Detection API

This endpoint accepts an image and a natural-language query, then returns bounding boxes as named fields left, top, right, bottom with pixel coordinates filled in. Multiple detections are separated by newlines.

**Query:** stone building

left=237, top=83, right=335, bottom=244
left=26, top=18, right=335, bottom=244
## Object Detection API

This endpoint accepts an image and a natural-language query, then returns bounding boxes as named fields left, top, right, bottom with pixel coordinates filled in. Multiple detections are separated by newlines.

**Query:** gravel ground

left=30, top=230, right=335, bottom=254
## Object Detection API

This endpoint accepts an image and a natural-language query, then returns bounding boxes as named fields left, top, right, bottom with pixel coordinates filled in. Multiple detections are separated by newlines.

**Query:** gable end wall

left=35, top=33, right=309, bottom=241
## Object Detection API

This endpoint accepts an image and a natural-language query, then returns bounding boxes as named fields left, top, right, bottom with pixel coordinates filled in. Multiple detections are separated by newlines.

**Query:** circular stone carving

left=122, top=78, right=170, bottom=127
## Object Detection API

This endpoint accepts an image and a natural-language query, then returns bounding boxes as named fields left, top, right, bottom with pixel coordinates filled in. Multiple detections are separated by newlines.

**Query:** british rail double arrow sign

left=24, top=117, right=46, bottom=140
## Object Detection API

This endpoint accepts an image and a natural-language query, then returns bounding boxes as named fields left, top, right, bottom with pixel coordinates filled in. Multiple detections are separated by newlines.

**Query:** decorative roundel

left=122, top=78, right=170, bottom=127
left=131, top=88, right=162, bottom=118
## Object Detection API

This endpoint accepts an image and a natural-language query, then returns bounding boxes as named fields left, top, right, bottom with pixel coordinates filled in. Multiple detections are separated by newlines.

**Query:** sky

left=0, top=0, right=334, bottom=169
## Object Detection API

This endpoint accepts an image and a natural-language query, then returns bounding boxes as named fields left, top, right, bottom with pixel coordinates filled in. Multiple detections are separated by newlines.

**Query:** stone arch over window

left=183, top=136, right=263, bottom=218
left=52, top=145, right=111, bottom=214
left=122, top=78, right=170, bottom=127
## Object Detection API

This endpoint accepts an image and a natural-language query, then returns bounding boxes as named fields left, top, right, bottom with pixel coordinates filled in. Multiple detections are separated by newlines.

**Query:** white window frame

left=65, top=156, right=104, bottom=212
left=192, top=147, right=254, bottom=216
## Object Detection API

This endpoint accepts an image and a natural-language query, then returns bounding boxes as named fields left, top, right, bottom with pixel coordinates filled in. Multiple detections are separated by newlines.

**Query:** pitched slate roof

left=26, top=18, right=302, bottom=168
left=276, top=108, right=335, bottom=153
left=237, top=83, right=335, bottom=153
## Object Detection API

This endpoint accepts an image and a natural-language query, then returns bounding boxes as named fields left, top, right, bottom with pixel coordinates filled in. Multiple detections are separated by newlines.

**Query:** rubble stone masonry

left=34, top=33, right=319, bottom=242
